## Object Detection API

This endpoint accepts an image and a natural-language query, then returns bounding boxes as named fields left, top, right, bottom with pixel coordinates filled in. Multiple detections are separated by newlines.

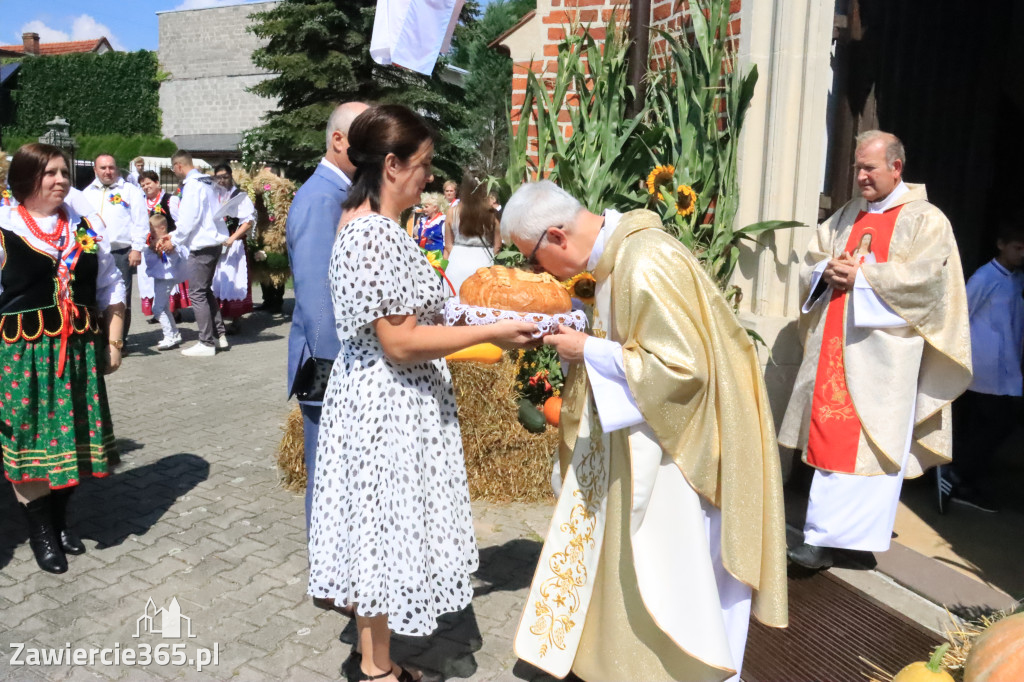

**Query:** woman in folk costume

left=780, top=131, right=972, bottom=569
left=0, top=144, right=125, bottom=574
left=138, top=170, right=190, bottom=323
left=413, top=191, right=447, bottom=260
left=443, top=175, right=501, bottom=294
left=306, top=105, right=538, bottom=682
left=211, top=164, right=255, bottom=332
left=502, top=181, right=787, bottom=682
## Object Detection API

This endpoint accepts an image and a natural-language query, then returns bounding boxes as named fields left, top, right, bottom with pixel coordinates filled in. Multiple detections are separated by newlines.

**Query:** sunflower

left=76, top=234, right=97, bottom=253
left=646, top=165, right=675, bottom=201
left=676, top=184, right=697, bottom=217
left=564, top=272, right=597, bottom=304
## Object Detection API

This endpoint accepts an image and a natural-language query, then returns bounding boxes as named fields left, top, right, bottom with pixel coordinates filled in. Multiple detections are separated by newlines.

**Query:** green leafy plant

left=4, top=51, right=162, bottom=139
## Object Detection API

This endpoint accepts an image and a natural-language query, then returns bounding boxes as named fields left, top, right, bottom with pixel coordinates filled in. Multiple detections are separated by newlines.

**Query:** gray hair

left=326, top=102, right=365, bottom=149
left=500, top=181, right=583, bottom=244
left=856, top=130, right=906, bottom=170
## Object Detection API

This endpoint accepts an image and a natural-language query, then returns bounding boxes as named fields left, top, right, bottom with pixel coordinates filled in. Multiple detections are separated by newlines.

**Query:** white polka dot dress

left=307, top=214, right=478, bottom=636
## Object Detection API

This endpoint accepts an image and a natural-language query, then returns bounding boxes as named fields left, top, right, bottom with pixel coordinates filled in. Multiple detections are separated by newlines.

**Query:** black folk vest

left=0, top=225, right=101, bottom=342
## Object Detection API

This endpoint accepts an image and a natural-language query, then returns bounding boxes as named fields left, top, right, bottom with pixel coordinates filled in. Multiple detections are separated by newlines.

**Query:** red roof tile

left=0, top=38, right=111, bottom=56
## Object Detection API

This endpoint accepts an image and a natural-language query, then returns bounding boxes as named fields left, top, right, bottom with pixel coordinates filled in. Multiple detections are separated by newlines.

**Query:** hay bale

left=277, top=405, right=307, bottom=492
left=274, top=359, right=558, bottom=502
left=450, top=358, right=558, bottom=502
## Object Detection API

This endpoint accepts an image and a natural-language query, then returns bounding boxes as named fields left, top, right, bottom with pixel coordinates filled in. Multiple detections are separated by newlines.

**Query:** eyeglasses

left=526, top=225, right=562, bottom=267
left=214, top=175, right=232, bottom=181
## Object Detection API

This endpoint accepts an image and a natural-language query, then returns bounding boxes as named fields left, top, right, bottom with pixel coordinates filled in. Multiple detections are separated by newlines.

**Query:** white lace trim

left=443, top=300, right=588, bottom=336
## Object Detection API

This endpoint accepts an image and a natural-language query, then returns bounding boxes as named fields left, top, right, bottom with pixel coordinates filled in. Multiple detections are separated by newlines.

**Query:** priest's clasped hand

left=543, top=324, right=588, bottom=363
left=822, top=251, right=859, bottom=291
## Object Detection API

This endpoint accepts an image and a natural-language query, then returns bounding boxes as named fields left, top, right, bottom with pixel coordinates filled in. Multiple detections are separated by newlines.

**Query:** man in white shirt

left=780, top=131, right=972, bottom=570
left=161, top=150, right=230, bottom=357
left=82, top=154, right=148, bottom=342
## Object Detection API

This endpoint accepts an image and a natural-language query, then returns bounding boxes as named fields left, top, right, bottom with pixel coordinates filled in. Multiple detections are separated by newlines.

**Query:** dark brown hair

left=139, top=170, right=160, bottom=184
left=455, top=174, right=496, bottom=240
left=342, top=104, right=434, bottom=213
left=8, top=143, right=68, bottom=204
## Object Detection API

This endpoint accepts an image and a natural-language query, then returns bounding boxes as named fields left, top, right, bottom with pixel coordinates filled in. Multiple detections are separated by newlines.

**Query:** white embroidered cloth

left=443, top=300, right=587, bottom=337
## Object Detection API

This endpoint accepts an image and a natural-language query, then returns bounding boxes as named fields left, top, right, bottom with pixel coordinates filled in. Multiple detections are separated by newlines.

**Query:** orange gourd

left=964, top=612, right=1024, bottom=682
left=893, top=644, right=953, bottom=682
left=543, top=396, right=562, bottom=426
left=445, top=343, right=503, bottom=364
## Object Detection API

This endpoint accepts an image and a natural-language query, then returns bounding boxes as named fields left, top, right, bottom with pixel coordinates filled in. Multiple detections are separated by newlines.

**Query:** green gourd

left=517, top=398, right=548, bottom=433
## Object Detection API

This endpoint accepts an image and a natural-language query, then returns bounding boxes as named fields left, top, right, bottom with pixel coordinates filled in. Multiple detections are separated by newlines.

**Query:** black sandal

left=354, top=665, right=422, bottom=682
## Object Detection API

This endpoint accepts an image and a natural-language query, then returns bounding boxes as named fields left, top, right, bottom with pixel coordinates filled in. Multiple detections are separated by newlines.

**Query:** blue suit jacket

left=286, top=162, right=348, bottom=401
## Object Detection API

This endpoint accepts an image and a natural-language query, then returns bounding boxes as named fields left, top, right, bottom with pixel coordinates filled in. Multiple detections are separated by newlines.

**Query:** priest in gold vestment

left=501, top=181, right=788, bottom=682
left=780, top=131, right=972, bottom=570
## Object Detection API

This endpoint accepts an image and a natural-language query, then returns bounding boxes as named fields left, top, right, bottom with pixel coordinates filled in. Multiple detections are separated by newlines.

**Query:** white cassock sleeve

left=801, top=260, right=829, bottom=313
left=583, top=336, right=645, bottom=433
left=851, top=270, right=907, bottom=328
left=371, top=0, right=465, bottom=76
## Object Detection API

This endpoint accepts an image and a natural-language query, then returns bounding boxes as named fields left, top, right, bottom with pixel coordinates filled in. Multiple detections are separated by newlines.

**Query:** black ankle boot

left=50, top=489, right=86, bottom=555
left=20, top=497, right=68, bottom=574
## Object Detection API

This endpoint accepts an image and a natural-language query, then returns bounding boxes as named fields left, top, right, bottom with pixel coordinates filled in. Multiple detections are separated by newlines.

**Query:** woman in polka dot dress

left=0, top=144, right=126, bottom=574
left=306, top=105, right=539, bottom=682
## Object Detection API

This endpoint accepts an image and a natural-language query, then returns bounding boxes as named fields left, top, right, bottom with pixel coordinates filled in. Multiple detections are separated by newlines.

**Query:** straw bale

left=274, top=358, right=557, bottom=502
left=276, top=405, right=307, bottom=492
left=450, top=357, right=557, bottom=502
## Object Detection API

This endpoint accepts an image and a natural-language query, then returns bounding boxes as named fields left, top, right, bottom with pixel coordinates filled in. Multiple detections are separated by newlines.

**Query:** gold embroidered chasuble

left=778, top=184, right=973, bottom=477
left=514, top=210, right=788, bottom=680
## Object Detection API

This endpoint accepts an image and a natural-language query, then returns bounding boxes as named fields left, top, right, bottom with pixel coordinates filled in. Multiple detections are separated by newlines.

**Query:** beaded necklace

left=17, top=205, right=70, bottom=251
left=146, top=192, right=163, bottom=212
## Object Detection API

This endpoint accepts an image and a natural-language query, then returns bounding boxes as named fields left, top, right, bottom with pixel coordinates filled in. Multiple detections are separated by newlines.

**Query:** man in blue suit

left=287, top=101, right=369, bottom=528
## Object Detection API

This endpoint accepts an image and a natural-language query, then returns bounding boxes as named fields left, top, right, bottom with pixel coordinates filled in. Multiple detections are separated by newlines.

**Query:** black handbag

left=290, top=283, right=334, bottom=402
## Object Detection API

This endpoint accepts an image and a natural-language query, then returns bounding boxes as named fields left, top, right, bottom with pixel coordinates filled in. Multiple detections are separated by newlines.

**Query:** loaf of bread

left=459, top=265, right=571, bottom=315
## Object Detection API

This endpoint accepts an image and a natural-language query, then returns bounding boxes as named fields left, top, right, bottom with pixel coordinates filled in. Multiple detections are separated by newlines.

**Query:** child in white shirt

left=146, top=214, right=188, bottom=350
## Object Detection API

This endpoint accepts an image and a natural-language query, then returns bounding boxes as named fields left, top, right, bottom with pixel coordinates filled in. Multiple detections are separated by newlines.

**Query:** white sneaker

left=181, top=342, right=216, bottom=357
left=217, top=335, right=230, bottom=350
left=157, top=336, right=181, bottom=351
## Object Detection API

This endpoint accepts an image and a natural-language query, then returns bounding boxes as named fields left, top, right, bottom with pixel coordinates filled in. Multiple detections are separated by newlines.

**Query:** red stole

left=806, top=206, right=903, bottom=472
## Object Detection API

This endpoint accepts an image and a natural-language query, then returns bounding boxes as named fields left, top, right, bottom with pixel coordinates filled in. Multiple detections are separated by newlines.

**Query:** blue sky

left=1, top=0, right=497, bottom=52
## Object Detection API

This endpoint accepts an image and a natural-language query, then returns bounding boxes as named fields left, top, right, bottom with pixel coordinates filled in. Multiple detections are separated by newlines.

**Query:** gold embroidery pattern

left=817, top=336, right=855, bottom=421
left=530, top=402, right=607, bottom=657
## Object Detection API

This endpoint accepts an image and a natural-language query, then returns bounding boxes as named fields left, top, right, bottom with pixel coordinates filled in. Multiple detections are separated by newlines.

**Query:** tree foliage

left=243, top=0, right=474, bottom=181
left=4, top=51, right=161, bottom=139
left=449, top=0, right=536, bottom=176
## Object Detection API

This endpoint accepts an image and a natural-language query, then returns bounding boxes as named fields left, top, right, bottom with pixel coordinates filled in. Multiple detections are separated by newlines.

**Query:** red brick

left=543, top=10, right=573, bottom=23
left=548, top=27, right=566, bottom=40
left=543, top=43, right=559, bottom=56
left=578, top=9, right=599, bottom=22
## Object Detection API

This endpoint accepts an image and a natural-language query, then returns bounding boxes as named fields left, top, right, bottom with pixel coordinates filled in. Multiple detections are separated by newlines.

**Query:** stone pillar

left=729, top=0, right=836, bottom=475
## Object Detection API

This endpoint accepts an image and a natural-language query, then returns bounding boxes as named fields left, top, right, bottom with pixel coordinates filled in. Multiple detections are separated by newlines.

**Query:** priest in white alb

left=502, top=181, right=788, bottom=682
left=780, top=130, right=972, bottom=570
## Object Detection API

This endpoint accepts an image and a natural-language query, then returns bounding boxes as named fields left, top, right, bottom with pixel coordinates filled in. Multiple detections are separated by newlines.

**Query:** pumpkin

left=964, top=612, right=1024, bottom=682
left=894, top=644, right=953, bottom=682
left=543, top=396, right=562, bottom=426
left=445, top=343, right=503, bottom=364
left=517, top=398, right=547, bottom=433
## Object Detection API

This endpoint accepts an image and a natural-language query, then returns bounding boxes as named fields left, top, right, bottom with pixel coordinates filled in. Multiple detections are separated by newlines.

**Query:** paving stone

left=0, top=299, right=560, bottom=681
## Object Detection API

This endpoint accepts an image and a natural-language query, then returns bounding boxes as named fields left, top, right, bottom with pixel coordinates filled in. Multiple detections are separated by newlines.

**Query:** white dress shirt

left=319, top=158, right=352, bottom=189
left=81, top=177, right=148, bottom=251
left=0, top=204, right=126, bottom=309
left=172, top=169, right=229, bottom=251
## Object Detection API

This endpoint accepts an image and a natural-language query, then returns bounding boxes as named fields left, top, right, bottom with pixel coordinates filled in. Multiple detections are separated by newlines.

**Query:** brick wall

left=157, top=1, right=279, bottom=146
left=508, top=0, right=742, bottom=148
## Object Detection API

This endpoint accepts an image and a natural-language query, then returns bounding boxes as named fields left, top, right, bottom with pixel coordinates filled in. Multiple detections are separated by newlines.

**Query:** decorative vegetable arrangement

left=446, top=343, right=503, bottom=364
left=543, top=396, right=562, bottom=426
left=893, top=644, right=954, bottom=682
left=963, top=612, right=1024, bottom=682
left=517, top=398, right=548, bottom=434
